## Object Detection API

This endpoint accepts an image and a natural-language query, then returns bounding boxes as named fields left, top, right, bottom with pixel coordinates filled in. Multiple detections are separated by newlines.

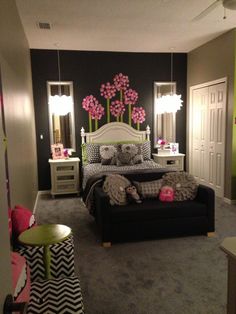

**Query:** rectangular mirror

left=153, top=82, right=176, bottom=148
left=47, top=81, right=76, bottom=151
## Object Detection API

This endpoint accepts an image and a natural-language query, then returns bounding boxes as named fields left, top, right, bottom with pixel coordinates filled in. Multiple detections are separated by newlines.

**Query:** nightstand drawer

left=165, top=159, right=181, bottom=168
left=55, top=174, right=76, bottom=181
left=152, top=153, right=185, bottom=171
left=55, top=163, right=77, bottom=173
left=55, top=182, right=77, bottom=193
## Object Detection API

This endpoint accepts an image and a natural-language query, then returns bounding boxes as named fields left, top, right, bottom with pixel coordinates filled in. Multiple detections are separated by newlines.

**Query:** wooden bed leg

left=207, top=232, right=215, bottom=238
left=102, top=242, right=111, bottom=248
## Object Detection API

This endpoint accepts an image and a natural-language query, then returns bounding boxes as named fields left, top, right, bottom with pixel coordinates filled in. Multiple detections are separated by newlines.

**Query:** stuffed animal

left=159, top=185, right=174, bottom=202
left=116, top=144, right=143, bottom=166
left=100, top=145, right=117, bottom=165
left=125, top=185, right=142, bottom=203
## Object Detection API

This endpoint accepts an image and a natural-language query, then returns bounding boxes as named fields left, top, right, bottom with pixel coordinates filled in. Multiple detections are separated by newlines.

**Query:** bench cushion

left=110, top=199, right=207, bottom=223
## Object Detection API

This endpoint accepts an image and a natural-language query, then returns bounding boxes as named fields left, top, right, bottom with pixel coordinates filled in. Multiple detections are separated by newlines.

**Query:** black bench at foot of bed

left=93, top=171, right=215, bottom=246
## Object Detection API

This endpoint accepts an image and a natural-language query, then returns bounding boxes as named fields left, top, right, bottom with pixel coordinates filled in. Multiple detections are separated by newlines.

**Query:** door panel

left=216, top=153, right=222, bottom=188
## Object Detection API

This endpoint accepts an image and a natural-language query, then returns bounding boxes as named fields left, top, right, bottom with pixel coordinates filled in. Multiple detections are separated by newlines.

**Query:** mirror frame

left=153, top=81, right=176, bottom=148
left=47, top=81, right=76, bottom=151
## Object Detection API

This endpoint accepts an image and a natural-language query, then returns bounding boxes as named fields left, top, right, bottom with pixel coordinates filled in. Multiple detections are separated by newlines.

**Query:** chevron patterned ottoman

left=16, top=235, right=75, bottom=281
left=27, top=276, right=84, bottom=314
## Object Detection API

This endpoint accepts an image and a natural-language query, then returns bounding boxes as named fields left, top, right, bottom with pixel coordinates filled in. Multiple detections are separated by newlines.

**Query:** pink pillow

left=11, top=252, right=31, bottom=302
left=11, top=205, right=36, bottom=238
left=159, top=185, right=174, bottom=202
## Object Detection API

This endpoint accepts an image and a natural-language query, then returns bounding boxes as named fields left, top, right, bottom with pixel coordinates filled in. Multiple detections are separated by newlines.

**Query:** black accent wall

left=31, top=50, right=187, bottom=190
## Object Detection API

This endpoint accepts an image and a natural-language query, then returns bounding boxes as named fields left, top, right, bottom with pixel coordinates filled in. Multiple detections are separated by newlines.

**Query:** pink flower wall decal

left=113, top=73, right=129, bottom=122
left=131, top=106, right=146, bottom=130
left=90, top=103, right=105, bottom=120
left=90, top=103, right=105, bottom=130
left=82, top=73, right=146, bottom=129
left=100, top=82, right=116, bottom=123
left=82, top=95, right=104, bottom=131
left=124, top=88, right=138, bottom=125
left=82, top=95, right=98, bottom=112
left=110, top=100, right=125, bottom=121
left=124, top=89, right=138, bottom=105
left=113, top=73, right=129, bottom=91
left=100, top=82, right=116, bottom=99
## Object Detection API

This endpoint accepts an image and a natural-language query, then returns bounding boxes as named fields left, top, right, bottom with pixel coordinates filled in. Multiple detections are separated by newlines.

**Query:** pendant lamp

left=156, top=52, right=183, bottom=114
left=49, top=49, right=73, bottom=116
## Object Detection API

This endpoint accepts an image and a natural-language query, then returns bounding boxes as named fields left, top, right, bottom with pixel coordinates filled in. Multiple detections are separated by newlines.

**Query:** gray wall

left=0, top=0, right=38, bottom=309
left=187, top=29, right=235, bottom=200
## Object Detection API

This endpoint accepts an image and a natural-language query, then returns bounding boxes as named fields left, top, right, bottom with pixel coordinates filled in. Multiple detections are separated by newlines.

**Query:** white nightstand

left=49, top=157, right=80, bottom=197
left=152, top=153, right=185, bottom=171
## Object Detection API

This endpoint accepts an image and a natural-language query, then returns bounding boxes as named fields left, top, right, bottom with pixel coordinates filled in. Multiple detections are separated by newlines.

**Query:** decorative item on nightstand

left=51, top=143, right=64, bottom=160
left=170, top=142, right=179, bottom=154
left=157, top=138, right=167, bottom=150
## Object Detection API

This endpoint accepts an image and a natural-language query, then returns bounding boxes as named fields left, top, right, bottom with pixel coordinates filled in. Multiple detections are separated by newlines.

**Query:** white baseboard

left=33, top=190, right=50, bottom=214
left=223, top=197, right=236, bottom=205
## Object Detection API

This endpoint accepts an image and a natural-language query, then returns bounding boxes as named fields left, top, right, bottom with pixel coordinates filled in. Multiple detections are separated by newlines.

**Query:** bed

left=81, top=122, right=164, bottom=214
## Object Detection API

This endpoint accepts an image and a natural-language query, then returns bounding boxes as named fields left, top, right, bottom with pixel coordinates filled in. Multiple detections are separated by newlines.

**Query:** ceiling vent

left=37, top=22, right=52, bottom=30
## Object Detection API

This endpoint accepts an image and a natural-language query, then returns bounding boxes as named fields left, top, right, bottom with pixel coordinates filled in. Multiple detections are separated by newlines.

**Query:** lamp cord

left=57, top=50, right=62, bottom=95
left=171, top=52, right=173, bottom=94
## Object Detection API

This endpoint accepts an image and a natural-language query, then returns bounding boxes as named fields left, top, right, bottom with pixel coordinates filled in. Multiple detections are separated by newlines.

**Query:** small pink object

left=64, top=149, right=69, bottom=158
left=159, top=185, right=174, bottom=202
left=11, top=252, right=31, bottom=302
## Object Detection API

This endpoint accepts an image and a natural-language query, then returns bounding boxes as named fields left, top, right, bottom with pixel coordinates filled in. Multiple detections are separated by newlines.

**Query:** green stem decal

left=120, top=90, right=123, bottom=102
left=120, top=91, right=123, bottom=123
left=116, top=116, right=119, bottom=122
left=128, top=104, right=131, bottom=125
left=95, top=119, right=98, bottom=130
left=89, top=113, right=92, bottom=132
left=137, top=122, right=140, bottom=130
left=107, top=98, right=110, bottom=123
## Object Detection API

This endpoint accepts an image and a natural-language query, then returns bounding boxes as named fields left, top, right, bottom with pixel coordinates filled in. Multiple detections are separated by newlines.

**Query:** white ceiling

left=15, top=0, right=236, bottom=53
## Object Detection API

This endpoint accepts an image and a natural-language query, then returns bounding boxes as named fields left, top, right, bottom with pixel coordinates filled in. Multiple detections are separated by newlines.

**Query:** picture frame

left=51, top=143, right=64, bottom=160
left=170, top=142, right=179, bottom=154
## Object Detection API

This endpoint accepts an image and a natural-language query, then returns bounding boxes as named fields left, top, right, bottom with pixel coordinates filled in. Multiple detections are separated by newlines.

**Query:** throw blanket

left=83, top=167, right=169, bottom=215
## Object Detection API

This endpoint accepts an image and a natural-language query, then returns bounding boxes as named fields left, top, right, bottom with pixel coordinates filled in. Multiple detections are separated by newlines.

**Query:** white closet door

left=189, top=80, right=226, bottom=197
left=191, top=87, right=209, bottom=185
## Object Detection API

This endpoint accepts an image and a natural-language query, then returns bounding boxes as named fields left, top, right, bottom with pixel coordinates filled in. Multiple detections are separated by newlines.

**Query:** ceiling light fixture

left=49, top=46, right=73, bottom=116
left=156, top=52, right=183, bottom=114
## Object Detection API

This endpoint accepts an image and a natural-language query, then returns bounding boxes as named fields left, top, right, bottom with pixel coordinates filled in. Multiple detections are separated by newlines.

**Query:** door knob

left=3, top=294, right=28, bottom=314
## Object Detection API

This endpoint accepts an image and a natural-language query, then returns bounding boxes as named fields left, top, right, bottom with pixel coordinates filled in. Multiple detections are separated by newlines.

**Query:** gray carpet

left=35, top=194, right=236, bottom=314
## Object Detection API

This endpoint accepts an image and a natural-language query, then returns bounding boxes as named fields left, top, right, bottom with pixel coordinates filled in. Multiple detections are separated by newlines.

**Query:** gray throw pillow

left=134, top=179, right=163, bottom=198
left=161, top=171, right=198, bottom=201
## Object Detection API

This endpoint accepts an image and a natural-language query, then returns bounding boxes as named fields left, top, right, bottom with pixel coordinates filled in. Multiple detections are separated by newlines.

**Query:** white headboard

left=81, top=122, right=150, bottom=144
